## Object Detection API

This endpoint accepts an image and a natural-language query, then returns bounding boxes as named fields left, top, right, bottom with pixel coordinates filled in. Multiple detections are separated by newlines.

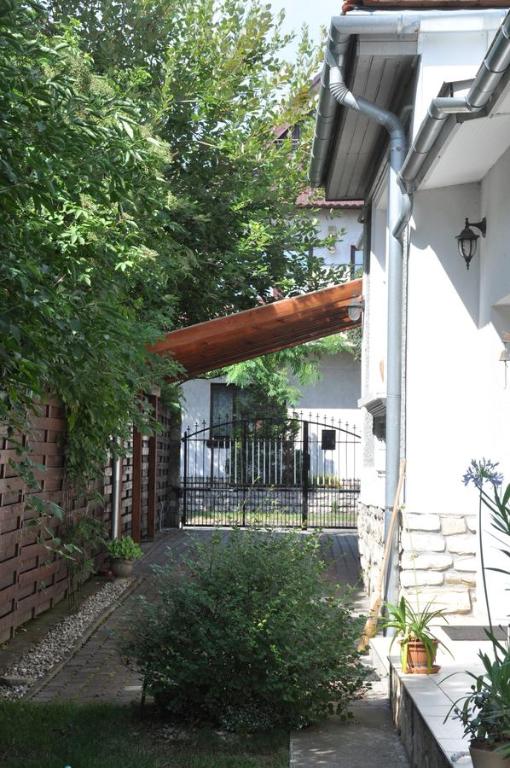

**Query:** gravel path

left=0, top=578, right=133, bottom=701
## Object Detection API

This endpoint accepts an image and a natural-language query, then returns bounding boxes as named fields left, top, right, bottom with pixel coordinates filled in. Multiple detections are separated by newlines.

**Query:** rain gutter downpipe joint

left=328, top=55, right=409, bottom=607
left=400, top=10, right=510, bottom=190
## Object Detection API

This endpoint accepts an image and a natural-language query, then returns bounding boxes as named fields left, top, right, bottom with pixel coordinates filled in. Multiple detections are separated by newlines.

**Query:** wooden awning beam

left=149, top=278, right=363, bottom=379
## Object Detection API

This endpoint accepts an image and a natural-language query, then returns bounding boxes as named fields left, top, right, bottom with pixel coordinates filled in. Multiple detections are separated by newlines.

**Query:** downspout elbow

left=329, top=65, right=358, bottom=109
left=328, top=65, right=405, bottom=143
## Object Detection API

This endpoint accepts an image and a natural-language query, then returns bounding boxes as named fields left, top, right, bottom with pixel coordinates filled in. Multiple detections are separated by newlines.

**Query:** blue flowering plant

left=447, top=459, right=510, bottom=761
left=462, top=458, right=510, bottom=631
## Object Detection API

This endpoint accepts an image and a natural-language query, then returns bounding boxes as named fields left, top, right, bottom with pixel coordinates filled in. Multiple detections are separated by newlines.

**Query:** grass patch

left=0, top=702, right=288, bottom=768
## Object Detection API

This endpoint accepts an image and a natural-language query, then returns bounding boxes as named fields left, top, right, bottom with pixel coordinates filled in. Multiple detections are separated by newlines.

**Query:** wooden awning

left=149, top=278, right=363, bottom=378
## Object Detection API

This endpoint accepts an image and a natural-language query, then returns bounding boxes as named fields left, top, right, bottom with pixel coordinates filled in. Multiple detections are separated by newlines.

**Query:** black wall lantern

left=455, top=217, right=486, bottom=270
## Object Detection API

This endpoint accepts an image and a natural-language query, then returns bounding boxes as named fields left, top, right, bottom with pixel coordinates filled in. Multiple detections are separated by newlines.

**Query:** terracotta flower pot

left=402, top=639, right=439, bottom=674
left=470, top=743, right=510, bottom=768
left=111, top=558, right=134, bottom=578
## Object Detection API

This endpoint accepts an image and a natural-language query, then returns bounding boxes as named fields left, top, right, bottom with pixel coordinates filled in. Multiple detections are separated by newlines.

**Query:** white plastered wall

left=311, top=208, right=363, bottom=267
left=404, top=169, right=510, bottom=618
left=359, top=200, right=388, bottom=508
left=358, top=14, right=510, bottom=615
left=181, top=351, right=361, bottom=432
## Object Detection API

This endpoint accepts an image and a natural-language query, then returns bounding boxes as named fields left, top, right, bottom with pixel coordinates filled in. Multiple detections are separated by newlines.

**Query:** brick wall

left=0, top=397, right=176, bottom=643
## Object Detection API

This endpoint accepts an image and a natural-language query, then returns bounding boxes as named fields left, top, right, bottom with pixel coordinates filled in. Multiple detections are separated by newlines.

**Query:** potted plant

left=383, top=596, right=449, bottom=674
left=106, top=535, right=143, bottom=577
left=447, top=459, right=510, bottom=766
left=450, top=636, right=510, bottom=768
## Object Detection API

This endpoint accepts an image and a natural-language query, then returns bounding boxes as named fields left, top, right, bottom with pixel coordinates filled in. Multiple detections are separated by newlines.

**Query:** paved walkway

left=31, top=529, right=363, bottom=704
left=29, top=528, right=409, bottom=766
left=290, top=676, right=410, bottom=768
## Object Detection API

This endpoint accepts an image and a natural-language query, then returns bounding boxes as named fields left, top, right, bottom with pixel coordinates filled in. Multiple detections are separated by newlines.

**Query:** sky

left=268, top=0, right=342, bottom=59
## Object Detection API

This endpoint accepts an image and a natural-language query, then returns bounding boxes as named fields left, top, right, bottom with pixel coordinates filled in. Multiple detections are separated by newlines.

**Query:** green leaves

left=0, top=3, right=181, bottom=483
left=383, top=597, right=450, bottom=672
left=449, top=640, right=510, bottom=753
left=127, top=531, right=368, bottom=730
left=2, top=0, right=348, bottom=494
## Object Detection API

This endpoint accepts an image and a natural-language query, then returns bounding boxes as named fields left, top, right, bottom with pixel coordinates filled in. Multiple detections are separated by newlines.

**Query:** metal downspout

left=328, top=60, right=409, bottom=606
left=310, top=9, right=507, bottom=189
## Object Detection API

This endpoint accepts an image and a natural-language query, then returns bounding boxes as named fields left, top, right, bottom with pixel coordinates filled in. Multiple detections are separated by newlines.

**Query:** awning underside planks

left=149, top=278, right=363, bottom=378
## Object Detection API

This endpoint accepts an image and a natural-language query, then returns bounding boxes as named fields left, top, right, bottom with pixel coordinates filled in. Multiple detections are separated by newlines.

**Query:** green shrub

left=127, top=531, right=368, bottom=731
left=106, top=536, right=143, bottom=561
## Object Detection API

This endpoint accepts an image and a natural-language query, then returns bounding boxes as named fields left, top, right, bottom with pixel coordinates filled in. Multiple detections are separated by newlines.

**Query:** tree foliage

left=47, top=0, right=339, bottom=323
left=1, top=0, right=356, bottom=487
left=0, top=2, right=186, bottom=480
left=224, top=334, right=361, bottom=410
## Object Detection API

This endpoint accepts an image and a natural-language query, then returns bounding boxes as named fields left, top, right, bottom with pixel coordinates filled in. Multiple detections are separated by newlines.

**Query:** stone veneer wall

left=400, top=511, right=477, bottom=614
left=358, top=503, right=477, bottom=614
left=358, top=502, right=385, bottom=598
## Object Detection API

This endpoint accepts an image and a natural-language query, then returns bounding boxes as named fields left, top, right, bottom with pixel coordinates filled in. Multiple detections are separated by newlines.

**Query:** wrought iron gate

left=181, top=416, right=360, bottom=528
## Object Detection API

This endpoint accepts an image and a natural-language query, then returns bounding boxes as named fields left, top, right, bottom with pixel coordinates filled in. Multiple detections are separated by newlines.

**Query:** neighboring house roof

left=148, top=279, right=362, bottom=378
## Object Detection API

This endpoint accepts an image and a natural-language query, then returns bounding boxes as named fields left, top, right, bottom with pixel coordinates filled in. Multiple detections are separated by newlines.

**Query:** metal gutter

left=399, top=9, right=510, bottom=191
left=310, top=9, right=508, bottom=191
left=310, top=9, right=506, bottom=190
left=310, top=12, right=421, bottom=188
left=345, top=1, right=510, bottom=10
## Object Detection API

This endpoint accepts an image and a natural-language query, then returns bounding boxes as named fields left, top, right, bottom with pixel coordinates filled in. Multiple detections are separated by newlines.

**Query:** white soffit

left=420, top=82, right=510, bottom=190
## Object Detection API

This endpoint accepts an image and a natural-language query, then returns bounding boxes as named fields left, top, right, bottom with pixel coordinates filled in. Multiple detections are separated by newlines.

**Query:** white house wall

left=401, top=168, right=510, bottom=618
left=359, top=204, right=388, bottom=508
left=181, top=351, right=361, bottom=432
left=357, top=199, right=389, bottom=597
left=358, top=14, right=510, bottom=617
left=479, top=144, right=510, bottom=614
left=311, top=209, right=363, bottom=267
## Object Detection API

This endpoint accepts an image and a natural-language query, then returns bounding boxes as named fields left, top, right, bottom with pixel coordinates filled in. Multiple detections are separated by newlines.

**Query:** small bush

left=106, top=536, right=143, bottom=561
left=127, top=531, right=368, bottom=731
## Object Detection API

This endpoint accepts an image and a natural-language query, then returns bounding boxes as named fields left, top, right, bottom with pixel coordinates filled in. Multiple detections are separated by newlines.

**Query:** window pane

left=211, top=384, right=234, bottom=437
